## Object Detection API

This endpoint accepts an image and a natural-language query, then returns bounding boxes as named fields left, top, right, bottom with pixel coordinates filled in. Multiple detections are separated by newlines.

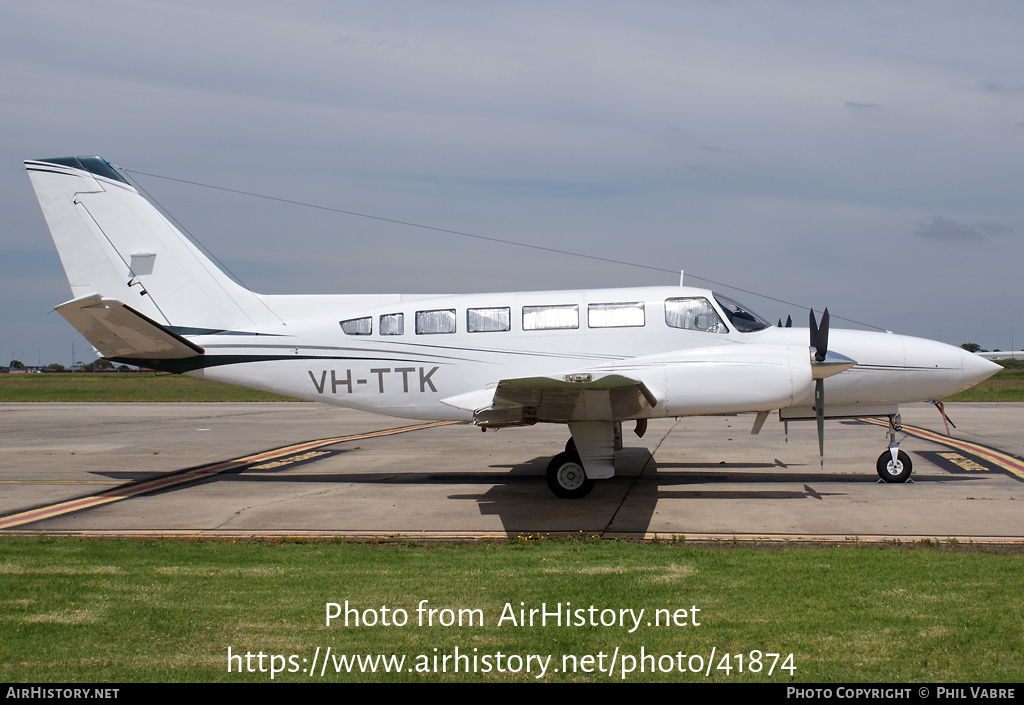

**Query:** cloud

left=973, top=221, right=1010, bottom=236
left=977, top=81, right=1024, bottom=94
left=914, top=216, right=1009, bottom=242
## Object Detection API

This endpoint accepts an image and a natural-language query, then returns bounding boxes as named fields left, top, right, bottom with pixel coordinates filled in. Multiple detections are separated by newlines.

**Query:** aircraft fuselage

left=174, top=286, right=995, bottom=422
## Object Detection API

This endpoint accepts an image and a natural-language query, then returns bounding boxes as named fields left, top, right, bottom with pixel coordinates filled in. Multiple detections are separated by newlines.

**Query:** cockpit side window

left=713, top=294, right=771, bottom=333
left=664, top=297, right=727, bottom=333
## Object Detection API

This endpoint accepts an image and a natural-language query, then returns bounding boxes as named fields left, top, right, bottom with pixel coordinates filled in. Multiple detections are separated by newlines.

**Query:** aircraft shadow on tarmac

left=458, top=448, right=978, bottom=533
left=86, top=446, right=984, bottom=534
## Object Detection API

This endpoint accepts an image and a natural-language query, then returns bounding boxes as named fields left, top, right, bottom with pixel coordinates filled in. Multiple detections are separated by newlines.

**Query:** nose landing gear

left=876, top=414, right=913, bottom=483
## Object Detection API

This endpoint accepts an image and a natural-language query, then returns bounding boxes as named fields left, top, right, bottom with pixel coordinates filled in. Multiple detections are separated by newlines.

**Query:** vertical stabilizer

left=26, top=157, right=279, bottom=330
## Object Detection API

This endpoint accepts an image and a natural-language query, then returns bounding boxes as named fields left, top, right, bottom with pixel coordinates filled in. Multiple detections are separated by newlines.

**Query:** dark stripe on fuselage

left=194, top=340, right=626, bottom=368
left=167, top=326, right=287, bottom=337
left=111, top=339, right=629, bottom=373
left=199, top=340, right=624, bottom=365
left=109, top=353, right=439, bottom=374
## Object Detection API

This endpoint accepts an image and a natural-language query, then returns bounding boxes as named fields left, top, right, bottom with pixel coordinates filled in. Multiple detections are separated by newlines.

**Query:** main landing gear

left=544, top=421, right=639, bottom=498
left=876, top=413, right=913, bottom=483
left=546, top=450, right=594, bottom=499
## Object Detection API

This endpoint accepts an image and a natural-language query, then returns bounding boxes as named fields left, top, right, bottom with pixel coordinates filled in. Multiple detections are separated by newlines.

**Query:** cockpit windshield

left=713, top=294, right=771, bottom=333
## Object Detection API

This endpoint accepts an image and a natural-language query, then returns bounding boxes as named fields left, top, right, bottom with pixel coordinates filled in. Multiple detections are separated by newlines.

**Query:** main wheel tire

left=565, top=437, right=577, bottom=454
left=876, top=450, right=913, bottom=483
left=546, top=451, right=594, bottom=499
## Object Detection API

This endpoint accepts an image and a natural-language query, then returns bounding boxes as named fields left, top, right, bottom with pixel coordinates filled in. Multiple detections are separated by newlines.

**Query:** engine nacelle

left=627, top=344, right=814, bottom=417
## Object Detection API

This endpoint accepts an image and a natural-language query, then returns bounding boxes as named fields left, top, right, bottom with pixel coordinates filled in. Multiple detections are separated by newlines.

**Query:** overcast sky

left=2, top=1, right=1022, bottom=366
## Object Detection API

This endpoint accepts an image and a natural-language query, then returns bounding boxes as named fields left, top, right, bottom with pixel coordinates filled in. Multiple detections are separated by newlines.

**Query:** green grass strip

left=1, top=537, right=1020, bottom=682
left=943, top=369, right=1024, bottom=402
left=0, top=373, right=296, bottom=402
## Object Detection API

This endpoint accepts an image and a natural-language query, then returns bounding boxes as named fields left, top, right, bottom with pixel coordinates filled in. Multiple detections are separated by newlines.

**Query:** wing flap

left=441, top=372, right=658, bottom=427
left=56, top=294, right=204, bottom=360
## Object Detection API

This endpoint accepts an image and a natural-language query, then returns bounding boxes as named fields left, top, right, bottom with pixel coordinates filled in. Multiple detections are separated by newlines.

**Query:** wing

left=445, top=344, right=820, bottom=485
left=441, top=343, right=819, bottom=428
left=441, top=372, right=658, bottom=428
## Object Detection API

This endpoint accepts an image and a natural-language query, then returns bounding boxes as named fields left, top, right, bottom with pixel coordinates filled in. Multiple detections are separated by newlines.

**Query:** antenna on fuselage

left=679, top=270, right=684, bottom=286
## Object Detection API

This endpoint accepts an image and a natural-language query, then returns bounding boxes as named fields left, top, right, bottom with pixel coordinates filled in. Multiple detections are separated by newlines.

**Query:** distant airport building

left=977, top=351, right=1022, bottom=360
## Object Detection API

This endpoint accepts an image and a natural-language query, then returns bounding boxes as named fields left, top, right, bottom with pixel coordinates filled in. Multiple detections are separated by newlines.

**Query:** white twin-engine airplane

left=26, top=156, right=1001, bottom=498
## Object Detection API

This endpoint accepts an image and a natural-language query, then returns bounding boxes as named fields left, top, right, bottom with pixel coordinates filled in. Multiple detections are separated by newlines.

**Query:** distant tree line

left=6, top=359, right=136, bottom=373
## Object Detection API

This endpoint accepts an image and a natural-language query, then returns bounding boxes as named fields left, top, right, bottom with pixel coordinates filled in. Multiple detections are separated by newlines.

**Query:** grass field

left=943, top=367, right=1024, bottom=402
left=2, top=365, right=1023, bottom=402
left=0, top=537, right=1021, bottom=683
left=0, top=373, right=296, bottom=402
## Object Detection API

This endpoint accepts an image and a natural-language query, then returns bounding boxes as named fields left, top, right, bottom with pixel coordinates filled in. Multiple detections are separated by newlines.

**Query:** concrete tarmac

left=1, top=402, right=1021, bottom=540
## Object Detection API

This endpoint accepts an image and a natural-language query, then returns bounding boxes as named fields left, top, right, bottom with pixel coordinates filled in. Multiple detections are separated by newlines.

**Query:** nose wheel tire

left=876, top=450, right=913, bottom=483
left=546, top=451, right=594, bottom=499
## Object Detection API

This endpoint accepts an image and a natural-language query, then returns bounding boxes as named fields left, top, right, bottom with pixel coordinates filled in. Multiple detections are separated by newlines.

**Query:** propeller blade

left=816, top=308, right=830, bottom=362
left=809, top=308, right=830, bottom=362
left=809, top=308, right=831, bottom=465
left=815, top=378, right=825, bottom=467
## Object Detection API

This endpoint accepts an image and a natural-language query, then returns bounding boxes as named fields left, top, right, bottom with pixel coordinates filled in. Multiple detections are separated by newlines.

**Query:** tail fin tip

left=26, top=156, right=128, bottom=185
left=26, top=155, right=279, bottom=331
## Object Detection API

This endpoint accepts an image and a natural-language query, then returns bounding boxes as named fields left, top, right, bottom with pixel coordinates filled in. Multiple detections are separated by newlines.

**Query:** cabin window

left=664, top=297, right=727, bottom=333
left=380, top=313, right=404, bottom=336
left=416, top=309, right=456, bottom=334
left=468, top=307, right=510, bottom=332
left=340, top=316, right=372, bottom=335
left=588, top=302, right=645, bottom=328
left=522, top=304, right=579, bottom=330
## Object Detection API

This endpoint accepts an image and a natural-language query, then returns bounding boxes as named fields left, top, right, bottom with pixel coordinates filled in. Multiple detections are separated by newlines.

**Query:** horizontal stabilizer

left=56, top=294, right=204, bottom=360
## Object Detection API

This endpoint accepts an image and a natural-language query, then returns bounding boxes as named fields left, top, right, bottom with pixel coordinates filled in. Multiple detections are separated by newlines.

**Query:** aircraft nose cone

left=962, top=351, right=1002, bottom=387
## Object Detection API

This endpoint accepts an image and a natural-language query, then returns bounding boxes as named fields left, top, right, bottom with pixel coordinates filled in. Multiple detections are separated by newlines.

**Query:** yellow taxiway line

left=860, top=418, right=1024, bottom=481
left=0, top=420, right=458, bottom=530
